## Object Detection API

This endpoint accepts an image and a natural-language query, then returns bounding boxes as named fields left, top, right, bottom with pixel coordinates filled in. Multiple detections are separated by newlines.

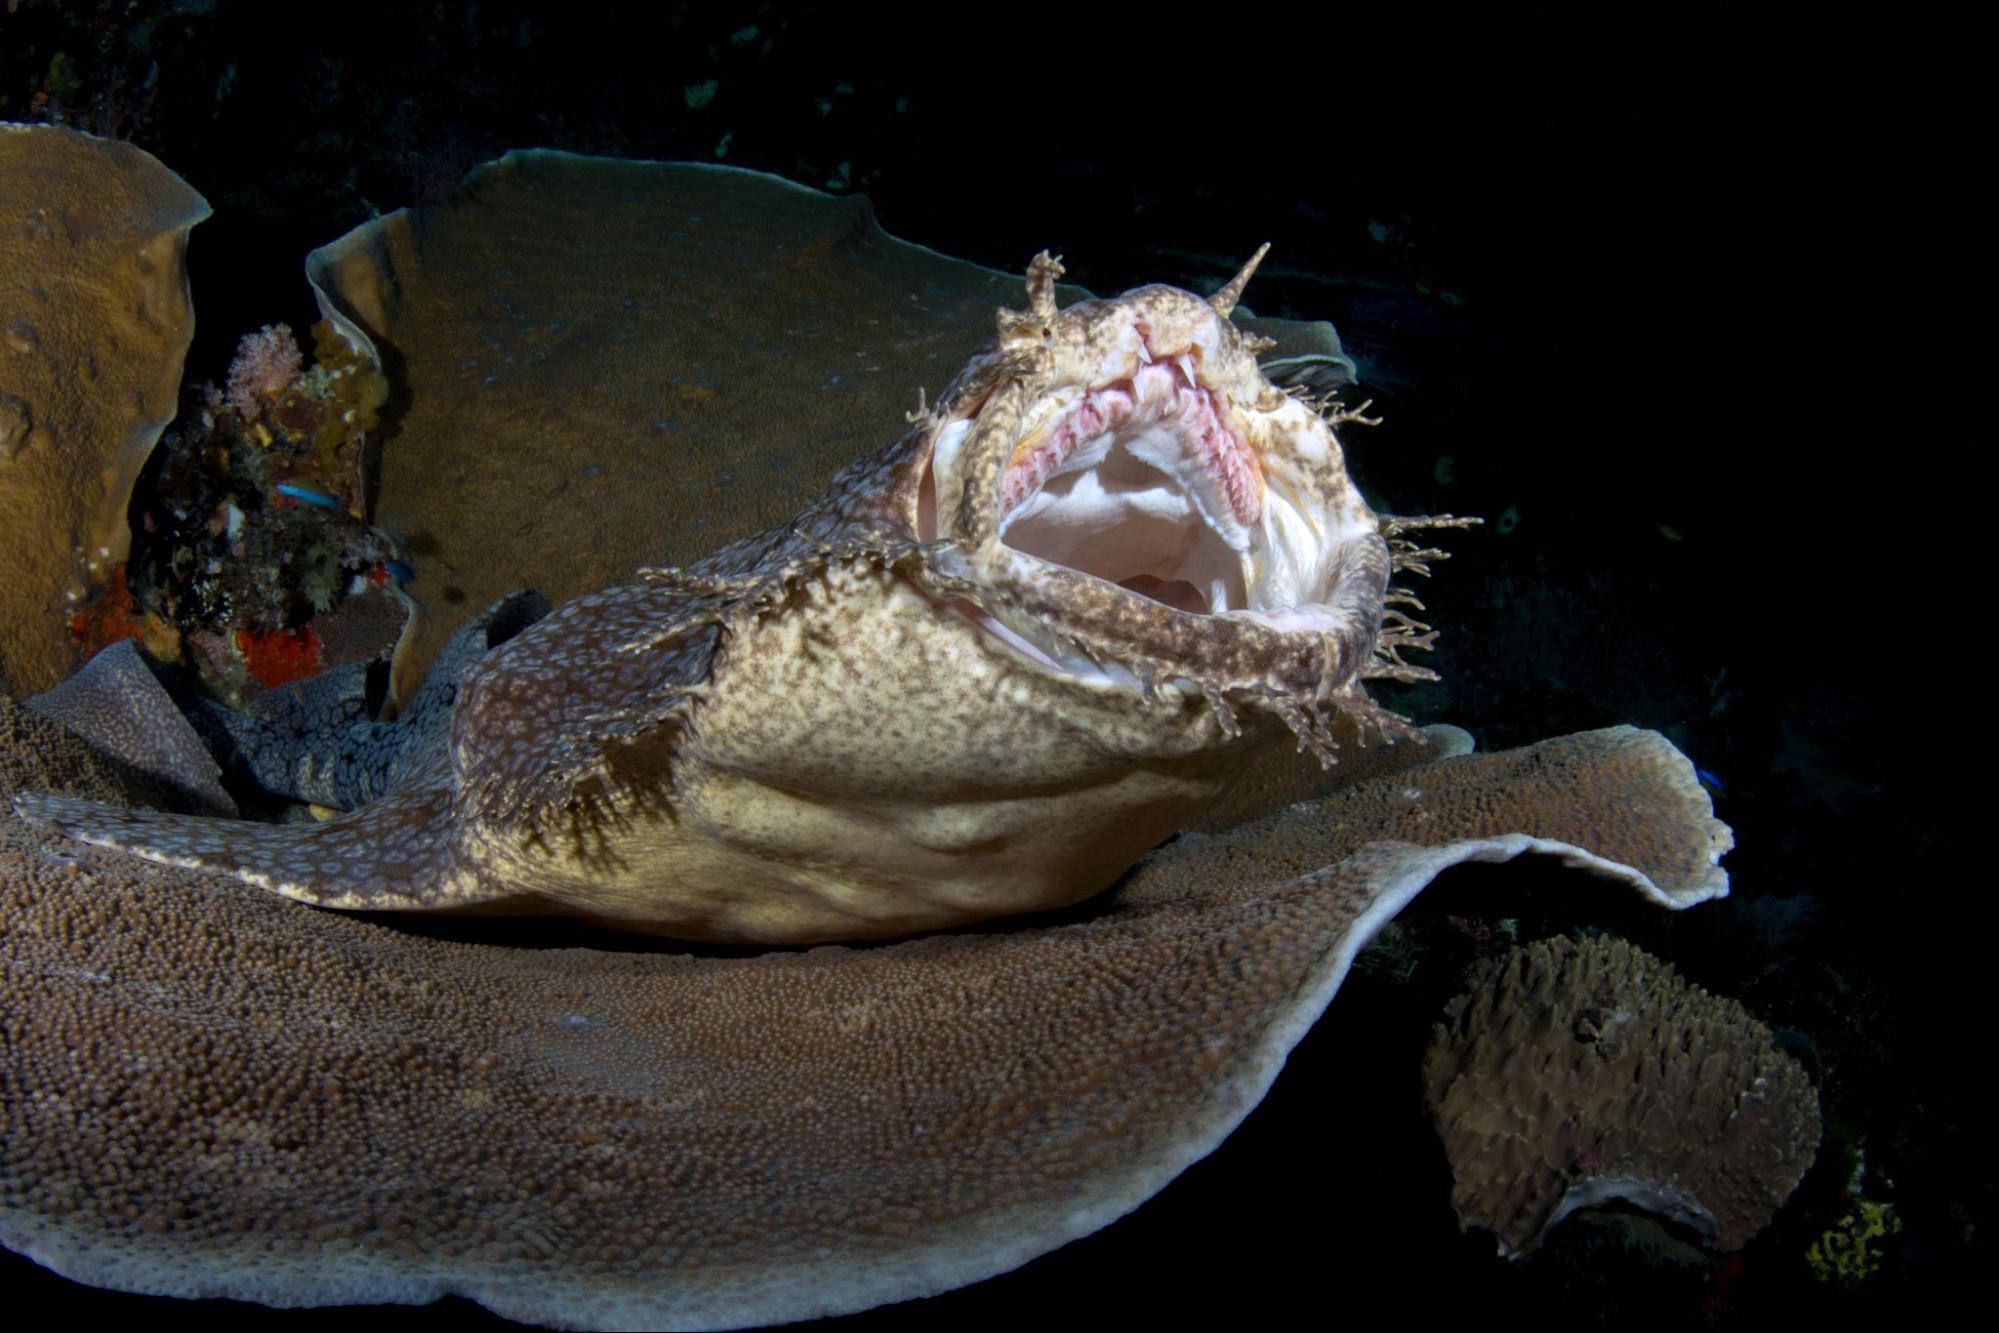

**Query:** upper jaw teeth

left=1001, top=357, right=1259, bottom=533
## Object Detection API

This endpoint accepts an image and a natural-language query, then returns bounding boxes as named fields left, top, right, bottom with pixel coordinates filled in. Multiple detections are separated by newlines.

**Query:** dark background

left=1, top=2, right=1971, bottom=1326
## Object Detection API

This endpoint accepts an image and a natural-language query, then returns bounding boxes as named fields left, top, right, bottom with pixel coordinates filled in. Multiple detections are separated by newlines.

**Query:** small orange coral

left=234, top=624, right=320, bottom=688
left=67, top=563, right=141, bottom=652
left=67, top=564, right=177, bottom=664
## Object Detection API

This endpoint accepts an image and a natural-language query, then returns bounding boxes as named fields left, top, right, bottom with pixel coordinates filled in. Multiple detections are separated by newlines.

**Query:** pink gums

left=1000, top=358, right=1263, bottom=526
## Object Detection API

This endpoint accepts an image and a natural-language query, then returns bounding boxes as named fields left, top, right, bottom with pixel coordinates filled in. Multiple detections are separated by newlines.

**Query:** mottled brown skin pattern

left=19, top=254, right=1429, bottom=943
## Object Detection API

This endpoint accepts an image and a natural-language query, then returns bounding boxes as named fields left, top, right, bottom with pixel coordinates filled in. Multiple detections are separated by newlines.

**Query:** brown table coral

left=3, top=708, right=1728, bottom=1327
left=0, top=125, right=208, bottom=696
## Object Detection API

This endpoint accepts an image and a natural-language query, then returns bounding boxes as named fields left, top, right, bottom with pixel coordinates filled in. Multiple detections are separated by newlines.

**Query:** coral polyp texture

left=1422, top=934, right=1820, bottom=1256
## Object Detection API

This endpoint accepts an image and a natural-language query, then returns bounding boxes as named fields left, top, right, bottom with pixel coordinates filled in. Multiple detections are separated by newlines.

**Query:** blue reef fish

left=275, top=482, right=339, bottom=508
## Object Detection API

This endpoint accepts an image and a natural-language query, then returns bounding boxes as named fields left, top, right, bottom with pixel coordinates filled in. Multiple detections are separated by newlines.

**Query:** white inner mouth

left=997, top=357, right=1261, bottom=616
left=920, top=350, right=1358, bottom=683
left=1003, top=443, right=1244, bottom=615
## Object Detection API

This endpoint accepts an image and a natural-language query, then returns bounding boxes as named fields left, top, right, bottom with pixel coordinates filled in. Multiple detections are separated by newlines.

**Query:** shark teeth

left=998, top=360, right=1261, bottom=533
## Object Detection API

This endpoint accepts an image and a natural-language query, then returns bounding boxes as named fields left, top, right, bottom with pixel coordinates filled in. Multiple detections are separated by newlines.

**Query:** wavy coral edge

left=1, top=743, right=1727, bottom=1328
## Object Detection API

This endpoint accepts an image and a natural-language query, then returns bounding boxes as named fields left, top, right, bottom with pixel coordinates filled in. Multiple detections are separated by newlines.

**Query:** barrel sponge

left=1422, top=935, right=1820, bottom=1256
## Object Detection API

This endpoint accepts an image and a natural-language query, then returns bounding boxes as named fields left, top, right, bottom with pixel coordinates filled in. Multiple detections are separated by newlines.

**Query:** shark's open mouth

left=995, top=351, right=1259, bottom=618
left=901, top=249, right=1422, bottom=733
left=919, top=329, right=1364, bottom=648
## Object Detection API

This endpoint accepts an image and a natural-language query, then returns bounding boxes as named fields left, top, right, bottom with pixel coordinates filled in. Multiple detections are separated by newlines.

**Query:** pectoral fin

left=12, top=782, right=510, bottom=913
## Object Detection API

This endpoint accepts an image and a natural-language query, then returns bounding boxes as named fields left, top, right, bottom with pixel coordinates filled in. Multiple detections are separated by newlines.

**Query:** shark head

left=908, top=249, right=1409, bottom=760
left=624, top=250, right=1462, bottom=939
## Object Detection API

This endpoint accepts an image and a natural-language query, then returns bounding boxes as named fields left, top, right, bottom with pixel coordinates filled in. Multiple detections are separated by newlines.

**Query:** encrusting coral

left=1422, top=934, right=1820, bottom=1256
left=100, top=313, right=403, bottom=706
